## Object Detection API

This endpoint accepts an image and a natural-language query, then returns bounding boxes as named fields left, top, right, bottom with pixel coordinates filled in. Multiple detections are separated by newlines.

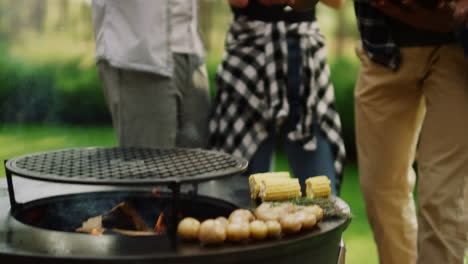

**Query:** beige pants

left=355, top=43, right=468, bottom=264
left=97, top=54, right=210, bottom=149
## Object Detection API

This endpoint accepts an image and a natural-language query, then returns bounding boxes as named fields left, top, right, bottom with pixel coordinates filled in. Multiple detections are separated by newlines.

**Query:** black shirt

left=231, top=0, right=316, bottom=23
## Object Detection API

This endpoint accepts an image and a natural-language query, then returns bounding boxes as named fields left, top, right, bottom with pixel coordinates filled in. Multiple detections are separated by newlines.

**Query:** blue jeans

left=246, top=37, right=338, bottom=195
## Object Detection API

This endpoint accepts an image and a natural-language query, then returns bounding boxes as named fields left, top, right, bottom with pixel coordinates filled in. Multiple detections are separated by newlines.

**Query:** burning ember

left=151, top=187, right=161, bottom=198
left=77, top=187, right=177, bottom=236
left=76, top=202, right=152, bottom=236
left=90, top=228, right=104, bottom=236
left=153, top=211, right=166, bottom=234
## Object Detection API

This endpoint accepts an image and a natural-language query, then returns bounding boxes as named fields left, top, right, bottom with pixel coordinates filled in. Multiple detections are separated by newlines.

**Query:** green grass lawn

left=3, top=124, right=465, bottom=263
left=0, top=124, right=117, bottom=176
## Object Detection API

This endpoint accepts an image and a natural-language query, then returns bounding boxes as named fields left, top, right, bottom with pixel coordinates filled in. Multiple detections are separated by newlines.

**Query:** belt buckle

left=283, top=5, right=293, bottom=12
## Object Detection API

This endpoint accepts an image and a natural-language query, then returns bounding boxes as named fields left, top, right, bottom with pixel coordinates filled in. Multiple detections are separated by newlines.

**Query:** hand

left=258, top=0, right=295, bottom=5
left=228, top=0, right=249, bottom=8
left=450, top=0, right=468, bottom=24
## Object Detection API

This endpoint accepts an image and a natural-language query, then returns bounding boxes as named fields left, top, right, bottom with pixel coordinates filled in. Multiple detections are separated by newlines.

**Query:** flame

left=153, top=211, right=166, bottom=234
left=90, top=228, right=103, bottom=236
left=151, top=187, right=161, bottom=198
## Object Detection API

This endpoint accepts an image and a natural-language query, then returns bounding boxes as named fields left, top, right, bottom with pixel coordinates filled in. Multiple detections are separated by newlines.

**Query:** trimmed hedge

left=0, top=46, right=358, bottom=160
left=0, top=46, right=111, bottom=124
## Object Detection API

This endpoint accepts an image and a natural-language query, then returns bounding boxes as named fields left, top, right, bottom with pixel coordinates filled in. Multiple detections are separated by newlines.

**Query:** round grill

left=5, top=147, right=248, bottom=186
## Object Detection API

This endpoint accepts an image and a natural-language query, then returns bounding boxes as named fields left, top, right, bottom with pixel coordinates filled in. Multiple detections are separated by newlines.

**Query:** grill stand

left=5, top=161, right=20, bottom=212
left=169, top=182, right=181, bottom=248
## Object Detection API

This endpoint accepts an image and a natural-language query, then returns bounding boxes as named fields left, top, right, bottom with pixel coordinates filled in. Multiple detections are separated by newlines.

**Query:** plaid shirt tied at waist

left=209, top=16, right=346, bottom=181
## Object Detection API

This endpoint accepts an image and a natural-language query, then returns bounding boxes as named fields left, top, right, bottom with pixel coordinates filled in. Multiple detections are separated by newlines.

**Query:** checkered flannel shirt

left=209, top=16, right=346, bottom=182
left=354, top=0, right=468, bottom=70
left=354, top=0, right=401, bottom=70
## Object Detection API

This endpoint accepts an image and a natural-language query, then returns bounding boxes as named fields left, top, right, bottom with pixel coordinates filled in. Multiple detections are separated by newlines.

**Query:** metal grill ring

left=5, top=147, right=248, bottom=186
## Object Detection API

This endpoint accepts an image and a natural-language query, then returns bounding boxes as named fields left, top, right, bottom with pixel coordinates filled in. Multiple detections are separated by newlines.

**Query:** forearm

left=452, top=0, right=468, bottom=24
left=319, top=0, right=346, bottom=9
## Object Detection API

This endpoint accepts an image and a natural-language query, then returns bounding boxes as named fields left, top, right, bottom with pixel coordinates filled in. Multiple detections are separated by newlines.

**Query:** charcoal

left=101, top=202, right=149, bottom=231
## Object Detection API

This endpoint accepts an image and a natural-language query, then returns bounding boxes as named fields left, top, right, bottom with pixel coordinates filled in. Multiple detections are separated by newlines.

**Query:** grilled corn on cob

left=249, top=172, right=290, bottom=199
left=305, top=176, right=331, bottom=198
left=259, top=178, right=302, bottom=201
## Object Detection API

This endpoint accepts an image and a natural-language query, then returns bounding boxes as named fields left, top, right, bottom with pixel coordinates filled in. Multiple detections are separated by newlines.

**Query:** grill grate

left=5, top=147, right=248, bottom=185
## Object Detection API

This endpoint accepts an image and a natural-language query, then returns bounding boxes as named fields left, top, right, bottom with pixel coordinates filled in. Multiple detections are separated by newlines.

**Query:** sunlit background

left=0, top=1, right=408, bottom=263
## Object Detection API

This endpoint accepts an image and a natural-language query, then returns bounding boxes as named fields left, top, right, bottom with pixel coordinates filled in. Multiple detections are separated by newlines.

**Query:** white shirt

left=169, top=0, right=204, bottom=57
left=92, top=0, right=204, bottom=77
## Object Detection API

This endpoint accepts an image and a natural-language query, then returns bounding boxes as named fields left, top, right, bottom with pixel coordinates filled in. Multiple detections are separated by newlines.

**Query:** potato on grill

left=198, top=219, right=226, bottom=245
left=249, top=220, right=268, bottom=240
left=279, top=214, right=302, bottom=234
left=305, top=176, right=331, bottom=198
left=177, top=217, right=200, bottom=240
left=259, top=178, right=302, bottom=202
left=215, top=217, right=229, bottom=228
left=265, top=220, right=282, bottom=238
left=302, top=205, right=324, bottom=221
left=294, top=211, right=317, bottom=229
left=229, top=209, right=255, bottom=223
left=226, top=221, right=250, bottom=242
left=249, top=172, right=290, bottom=199
left=255, top=203, right=280, bottom=221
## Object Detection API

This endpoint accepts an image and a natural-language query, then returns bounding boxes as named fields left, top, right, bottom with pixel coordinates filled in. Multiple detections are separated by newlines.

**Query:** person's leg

left=97, top=61, right=178, bottom=148
left=282, top=36, right=338, bottom=194
left=282, top=125, right=338, bottom=195
left=245, top=135, right=275, bottom=175
left=97, top=61, right=123, bottom=141
left=173, top=54, right=211, bottom=148
left=416, top=44, right=468, bottom=264
left=354, top=44, right=426, bottom=264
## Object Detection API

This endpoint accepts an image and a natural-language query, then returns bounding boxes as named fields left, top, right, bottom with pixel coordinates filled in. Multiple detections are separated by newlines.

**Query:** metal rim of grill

left=5, top=147, right=248, bottom=186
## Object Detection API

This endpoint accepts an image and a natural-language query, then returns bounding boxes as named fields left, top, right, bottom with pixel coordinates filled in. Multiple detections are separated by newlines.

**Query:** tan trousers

left=355, top=43, right=468, bottom=264
left=97, top=54, right=211, bottom=149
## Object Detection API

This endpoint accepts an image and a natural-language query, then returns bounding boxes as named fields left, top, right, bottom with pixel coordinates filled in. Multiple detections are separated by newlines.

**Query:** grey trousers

left=97, top=54, right=210, bottom=148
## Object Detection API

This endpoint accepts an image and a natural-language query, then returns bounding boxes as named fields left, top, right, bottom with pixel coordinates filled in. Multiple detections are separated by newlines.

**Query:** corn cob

left=249, top=172, right=290, bottom=199
left=305, top=176, right=331, bottom=198
left=259, top=178, right=302, bottom=201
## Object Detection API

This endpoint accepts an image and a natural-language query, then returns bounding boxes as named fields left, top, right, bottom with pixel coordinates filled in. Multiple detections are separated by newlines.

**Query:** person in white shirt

left=91, top=0, right=210, bottom=148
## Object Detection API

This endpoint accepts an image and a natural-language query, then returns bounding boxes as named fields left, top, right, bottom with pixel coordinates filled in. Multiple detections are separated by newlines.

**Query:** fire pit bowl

left=0, top=179, right=350, bottom=264
left=0, top=147, right=351, bottom=264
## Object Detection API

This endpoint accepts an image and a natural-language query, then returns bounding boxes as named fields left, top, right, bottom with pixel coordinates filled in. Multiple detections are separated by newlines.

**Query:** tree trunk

left=30, top=0, right=47, bottom=33
left=56, top=0, right=69, bottom=31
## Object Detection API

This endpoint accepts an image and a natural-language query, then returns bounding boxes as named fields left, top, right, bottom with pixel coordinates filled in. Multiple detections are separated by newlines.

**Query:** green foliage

left=0, top=43, right=359, bottom=162
left=206, top=56, right=221, bottom=98
left=330, top=57, right=359, bottom=161
left=0, top=45, right=111, bottom=124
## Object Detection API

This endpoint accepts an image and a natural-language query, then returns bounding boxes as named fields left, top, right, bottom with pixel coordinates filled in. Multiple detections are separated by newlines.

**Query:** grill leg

left=168, top=182, right=181, bottom=248
left=337, top=238, right=346, bottom=264
left=4, top=161, right=19, bottom=211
